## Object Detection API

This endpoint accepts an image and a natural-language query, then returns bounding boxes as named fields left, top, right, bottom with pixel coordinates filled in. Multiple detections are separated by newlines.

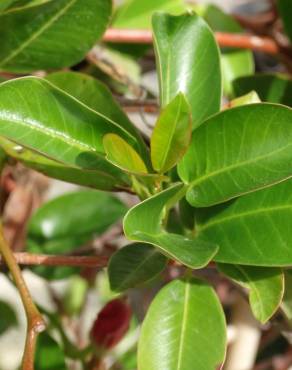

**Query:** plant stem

left=0, top=225, right=46, bottom=370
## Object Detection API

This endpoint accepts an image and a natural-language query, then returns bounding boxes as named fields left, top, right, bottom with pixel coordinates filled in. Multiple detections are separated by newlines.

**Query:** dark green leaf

left=35, top=332, right=67, bottom=370
left=103, top=134, right=148, bottom=175
left=178, top=103, right=292, bottom=207
left=278, top=0, right=292, bottom=42
left=0, top=300, right=17, bottom=335
left=0, top=0, right=111, bottom=72
left=218, top=264, right=284, bottom=323
left=108, top=243, right=168, bottom=292
left=151, top=93, right=192, bottom=173
left=196, top=4, right=254, bottom=96
left=124, top=183, right=218, bottom=268
left=233, top=74, right=292, bottom=107
left=152, top=12, right=221, bottom=129
left=138, top=277, right=227, bottom=370
left=196, top=179, right=292, bottom=266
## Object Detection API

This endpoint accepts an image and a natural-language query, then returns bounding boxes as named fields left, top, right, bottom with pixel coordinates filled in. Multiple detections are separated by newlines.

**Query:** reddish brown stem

left=103, top=29, right=279, bottom=54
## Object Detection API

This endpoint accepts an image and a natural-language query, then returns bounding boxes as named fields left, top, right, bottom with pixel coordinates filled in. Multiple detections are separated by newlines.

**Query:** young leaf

left=195, top=178, right=292, bottom=266
left=278, top=0, right=292, bottom=42
left=218, top=264, right=284, bottom=323
left=0, top=136, right=130, bottom=191
left=108, top=243, right=168, bottom=292
left=178, top=103, right=292, bottom=207
left=233, top=74, right=292, bottom=107
left=0, top=0, right=111, bottom=72
left=196, top=4, right=254, bottom=96
left=124, top=183, right=218, bottom=268
left=0, top=77, right=140, bottom=172
left=46, top=71, right=149, bottom=162
left=281, top=271, right=292, bottom=323
left=150, top=93, right=192, bottom=173
left=228, top=91, right=260, bottom=108
left=35, top=332, right=67, bottom=370
left=152, top=12, right=221, bottom=129
left=138, top=277, right=227, bottom=370
left=103, top=134, right=148, bottom=175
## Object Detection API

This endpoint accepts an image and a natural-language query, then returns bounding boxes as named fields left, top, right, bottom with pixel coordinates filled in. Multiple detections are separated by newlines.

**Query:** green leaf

left=229, top=91, right=260, bottom=108
left=108, top=243, right=167, bottom=292
left=0, top=0, right=111, bottom=72
left=196, top=178, right=292, bottom=266
left=138, top=277, right=227, bottom=370
left=281, top=271, right=292, bottom=322
left=218, top=264, right=284, bottom=323
left=0, top=300, right=18, bottom=335
left=278, top=0, right=292, bottom=42
left=0, top=136, right=130, bottom=191
left=233, top=74, right=292, bottom=107
left=29, top=190, right=126, bottom=242
left=0, top=77, right=140, bottom=177
left=152, top=12, right=221, bottom=129
left=178, top=103, right=292, bottom=207
left=35, top=332, right=67, bottom=370
left=151, top=93, right=192, bottom=173
left=196, top=4, right=254, bottom=96
left=103, top=134, right=148, bottom=175
left=113, top=0, right=186, bottom=29
left=46, top=71, right=149, bottom=162
left=124, top=183, right=218, bottom=268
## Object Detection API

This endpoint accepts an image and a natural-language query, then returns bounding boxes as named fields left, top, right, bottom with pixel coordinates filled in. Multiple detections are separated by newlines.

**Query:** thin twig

left=0, top=226, right=46, bottom=370
left=103, top=29, right=279, bottom=55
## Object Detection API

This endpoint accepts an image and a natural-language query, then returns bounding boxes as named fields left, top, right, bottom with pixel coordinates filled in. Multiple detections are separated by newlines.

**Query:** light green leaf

left=113, top=0, right=186, bottom=29
left=281, top=271, right=292, bottom=322
left=108, top=243, right=168, bottom=292
left=196, top=4, right=254, bottom=96
left=229, top=91, right=260, bottom=108
left=233, top=73, right=292, bottom=107
left=152, top=12, right=221, bottom=129
left=0, top=77, right=141, bottom=177
left=0, top=136, right=130, bottom=191
left=196, top=178, right=292, bottom=266
left=151, top=93, right=192, bottom=173
left=0, top=0, right=111, bottom=72
left=138, top=277, right=227, bottom=370
left=218, top=264, right=284, bottom=323
left=35, top=332, right=67, bottom=370
left=103, top=133, right=148, bottom=175
left=46, top=71, right=148, bottom=161
left=124, top=183, right=218, bottom=268
left=178, top=103, right=292, bottom=207
left=278, top=0, right=292, bottom=42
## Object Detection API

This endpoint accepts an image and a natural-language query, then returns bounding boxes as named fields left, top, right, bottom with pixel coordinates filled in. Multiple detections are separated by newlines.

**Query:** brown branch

left=0, top=252, right=110, bottom=268
left=103, top=29, right=279, bottom=55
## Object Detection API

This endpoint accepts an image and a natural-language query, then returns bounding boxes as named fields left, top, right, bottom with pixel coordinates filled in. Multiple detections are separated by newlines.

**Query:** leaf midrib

left=176, top=280, right=190, bottom=370
left=0, top=0, right=77, bottom=68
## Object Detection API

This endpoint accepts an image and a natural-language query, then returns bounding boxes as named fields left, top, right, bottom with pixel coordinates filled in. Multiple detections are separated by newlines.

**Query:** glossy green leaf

left=196, top=178, right=292, bottom=266
left=151, top=93, right=192, bottom=173
left=281, top=271, right=292, bottom=322
left=29, top=190, right=126, bottom=241
left=138, top=277, right=227, bottom=370
left=0, top=77, right=141, bottom=178
left=0, top=136, right=130, bottom=191
left=103, top=134, right=148, bottom=175
left=0, top=300, right=18, bottom=335
left=218, top=264, right=284, bottom=323
left=196, top=4, right=254, bottom=96
left=233, top=74, right=292, bottom=107
left=124, top=184, right=218, bottom=268
left=152, top=12, right=221, bottom=129
left=0, top=0, right=111, bottom=72
left=108, top=243, right=167, bottom=292
left=35, top=332, right=67, bottom=370
left=113, top=0, right=185, bottom=29
left=278, top=0, right=292, bottom=42
left=46, top=71, right=148, bottom=161
left=229, top=91, right=260, bottom=108
left=178, top=103, right=292, bottom=207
